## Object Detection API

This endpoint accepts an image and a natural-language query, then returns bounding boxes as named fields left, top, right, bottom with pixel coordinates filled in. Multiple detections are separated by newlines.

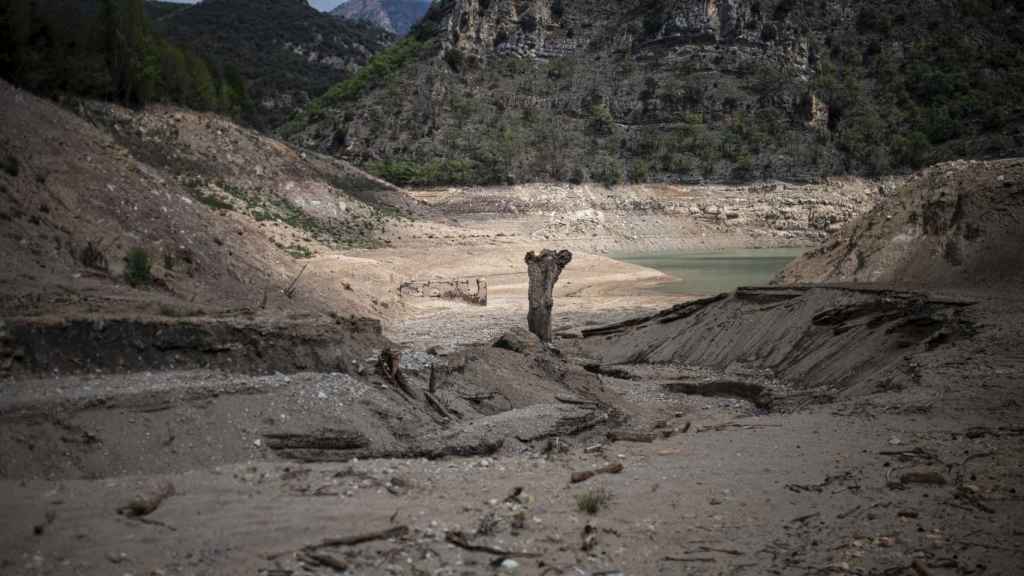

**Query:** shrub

left=124, top=247, right=152, bottom=286
left=576, top=488, right=612, bottom=515
left=444, top=47, right=465, bottom=72
left=594, top=156, right=624, bottom=188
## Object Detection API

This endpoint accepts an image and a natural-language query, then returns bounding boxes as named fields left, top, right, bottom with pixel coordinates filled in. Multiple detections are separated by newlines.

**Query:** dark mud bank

left=0, top=315, right=385, bottom=377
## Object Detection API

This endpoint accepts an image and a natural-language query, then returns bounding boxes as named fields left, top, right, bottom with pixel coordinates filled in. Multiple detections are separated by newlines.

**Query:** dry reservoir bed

left=1, top=284, right=1022, bottom=575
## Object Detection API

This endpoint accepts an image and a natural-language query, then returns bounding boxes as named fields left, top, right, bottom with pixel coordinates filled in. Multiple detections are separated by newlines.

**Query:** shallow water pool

left=611, top=247, right=807, bottom=296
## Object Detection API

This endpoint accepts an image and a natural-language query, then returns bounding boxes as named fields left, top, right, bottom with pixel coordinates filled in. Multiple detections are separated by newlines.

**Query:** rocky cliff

left=286, top=0, right=1024, bottom=186
left=332, top=0, right=432, bottom=36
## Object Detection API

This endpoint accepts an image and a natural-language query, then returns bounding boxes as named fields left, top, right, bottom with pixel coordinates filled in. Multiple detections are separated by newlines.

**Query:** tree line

left=0, top=0, right=252, bottom=117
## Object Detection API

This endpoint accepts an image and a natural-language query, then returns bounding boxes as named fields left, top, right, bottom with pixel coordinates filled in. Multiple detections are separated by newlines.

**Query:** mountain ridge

left=331, top=0, right=432, bottom=36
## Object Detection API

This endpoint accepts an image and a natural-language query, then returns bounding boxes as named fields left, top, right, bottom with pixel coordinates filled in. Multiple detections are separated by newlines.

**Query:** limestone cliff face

left=332, top=0, right=432, bottom=36
left=286, top=0, right=1024, bottom=187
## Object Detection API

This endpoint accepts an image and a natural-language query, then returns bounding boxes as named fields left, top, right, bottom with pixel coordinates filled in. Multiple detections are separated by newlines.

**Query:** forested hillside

left=152, top=0, right=393, bottom=130
left=0, top=0, right=246, bottom=114
left=286, top=0, right=1024, bottom=186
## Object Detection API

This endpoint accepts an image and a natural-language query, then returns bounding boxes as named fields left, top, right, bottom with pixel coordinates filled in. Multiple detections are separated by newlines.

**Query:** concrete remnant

left=399, top=278, right=487, bottom=306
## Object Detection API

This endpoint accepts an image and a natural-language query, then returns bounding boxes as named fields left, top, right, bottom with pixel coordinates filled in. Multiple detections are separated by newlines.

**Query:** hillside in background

left=0, top=0, right=249, bottom=114
left=332, top=0, right=433, bottom=36
left=152, top=0, right=393, bottom=130
left=0, top=77, right=415, bottom=319
left=285, top=0, right=1024, bottom=187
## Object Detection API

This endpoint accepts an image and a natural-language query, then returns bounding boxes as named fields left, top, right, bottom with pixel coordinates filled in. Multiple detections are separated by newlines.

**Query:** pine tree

left=100, top=0, right=151, bottom=104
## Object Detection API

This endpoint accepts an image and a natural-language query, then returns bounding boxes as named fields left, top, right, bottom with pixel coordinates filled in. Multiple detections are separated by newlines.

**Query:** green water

left=611, top=248, right=807, bottom=296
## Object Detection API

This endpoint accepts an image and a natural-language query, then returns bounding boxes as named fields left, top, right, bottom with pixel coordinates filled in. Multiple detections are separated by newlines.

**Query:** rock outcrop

left=332, top=0, right=432, bottom=36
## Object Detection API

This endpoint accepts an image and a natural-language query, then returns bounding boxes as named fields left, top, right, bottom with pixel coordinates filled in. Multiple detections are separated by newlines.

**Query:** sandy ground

left=2, top=391, right=1020, bottom=575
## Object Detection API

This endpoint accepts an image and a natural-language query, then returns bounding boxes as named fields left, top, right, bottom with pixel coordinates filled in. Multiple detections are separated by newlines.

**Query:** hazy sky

left=162, top=0, right=345, bottom=11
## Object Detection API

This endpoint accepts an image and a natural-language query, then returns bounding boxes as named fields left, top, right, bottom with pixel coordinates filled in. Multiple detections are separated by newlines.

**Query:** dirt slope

left=0, top=80, right=419, bottom=320
left=778, top=158, right=1024, bottom=290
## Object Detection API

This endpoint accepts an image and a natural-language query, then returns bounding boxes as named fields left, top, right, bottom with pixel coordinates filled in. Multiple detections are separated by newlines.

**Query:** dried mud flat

left=2, top=279, right=1023, bottom=576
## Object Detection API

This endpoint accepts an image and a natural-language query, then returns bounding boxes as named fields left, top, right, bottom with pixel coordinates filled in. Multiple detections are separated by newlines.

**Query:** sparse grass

left=124, top=247, right=152, bottom=287
left=576, top=488, right=612, bottom=515
left=193, top=190, right=233, bottom=211
left=285, top=244, right=314, bottom=259
left=1, top=154, right=20, bottom=178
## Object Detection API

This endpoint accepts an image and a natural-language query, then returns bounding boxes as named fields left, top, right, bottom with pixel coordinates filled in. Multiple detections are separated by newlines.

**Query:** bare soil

left=1, top=86, right=1022, bottom=576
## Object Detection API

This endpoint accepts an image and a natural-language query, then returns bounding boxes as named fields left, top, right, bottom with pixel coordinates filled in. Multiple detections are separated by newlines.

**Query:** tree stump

left=525, top=249, right=573, bottom=342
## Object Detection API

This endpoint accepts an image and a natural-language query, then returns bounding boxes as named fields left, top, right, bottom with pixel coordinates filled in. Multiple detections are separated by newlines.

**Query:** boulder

left=493, top=327, right=543, bottom=354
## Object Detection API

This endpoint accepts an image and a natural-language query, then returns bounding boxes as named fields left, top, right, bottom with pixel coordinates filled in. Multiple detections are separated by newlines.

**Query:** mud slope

left=778, top=158, right=1024, bottom=289
left=0, top=337, right=641, bottom=480
left=0, top=80, right=419, bottom=319
left=574, top=286, right=978, bottom=407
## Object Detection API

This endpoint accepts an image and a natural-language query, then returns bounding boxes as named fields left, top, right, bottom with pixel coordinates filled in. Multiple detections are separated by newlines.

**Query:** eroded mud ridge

left=575, top=286, right=977, bottom=410
left=0, top=315, right=384, bottom=377
left=0, top=286, right=979, bottom=480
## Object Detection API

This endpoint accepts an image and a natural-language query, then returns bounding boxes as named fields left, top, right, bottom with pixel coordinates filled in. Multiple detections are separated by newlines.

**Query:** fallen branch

left=284, top=263, right=309, bottom=299
left=570, top=462, right=624, bottom=484
left=790, top=512, right=821, bottom=524
left=663, top=556, right=716, bottom=563
left=696, top=545, right=744, bottom=556
left=697, top=422, right=782, bottom=433
left=425, top=391, right=452, bottom=420
left=304, top=551, right=349, bottom=571
left=606, top=430, right=656, bottom=443
left=378, top=348, right=416, bottom=399
left=445, top=530, right=541, bottom=558
left=307, top=525, right=409, bottom=550
left=556, top=395, right=603, bottom=407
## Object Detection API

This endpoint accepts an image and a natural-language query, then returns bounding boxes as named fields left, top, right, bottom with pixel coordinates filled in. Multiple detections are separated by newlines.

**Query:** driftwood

left=424, top=390, right=452, bottom=420
left=262, top=429, right=370, bottom=451
left=304, top=551, right=349, bottom=571
left=378, top=348, right=416, bottom=398
left=284, top=263, right=308, bottom=299
left=307, top=525, right=409, bottom=550
left=525, top=249, right=573, bottom=342
left=570, top=462, right=624, bottom=484
left=606, top=430, right=657, bottom=443
left=444, top=530, right=541, bottom=558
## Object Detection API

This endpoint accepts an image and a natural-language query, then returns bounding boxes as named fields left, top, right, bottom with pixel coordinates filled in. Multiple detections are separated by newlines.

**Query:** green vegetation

left=152, top=0, right=391, bottom=129
left=283, top=37, right=424, bottom=136
left=576, top=488, right=612, bottom=515
left=190, top=190, right=234, bottom=211
left=124, top=247, right=152, bottom=287
left=0, top=0, right=249, bottom=115
left=287, top=0, right=1024, bottom=186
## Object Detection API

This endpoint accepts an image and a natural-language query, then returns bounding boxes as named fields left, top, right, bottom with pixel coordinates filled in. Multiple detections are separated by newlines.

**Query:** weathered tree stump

left=378, top=348, right=416, bottom=399
left=525, top=249, right=573, bottom=342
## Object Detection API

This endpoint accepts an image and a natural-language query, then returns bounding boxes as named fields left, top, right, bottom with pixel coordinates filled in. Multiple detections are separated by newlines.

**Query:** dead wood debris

left=378, top=348, right=416, bottom=399
left=303, top=551, right=348, bottom=571
left=306, top=525, right=409, bottom=551
left=445, top=530, right=541, bottom=558
left=570, top=462, right=624, bottom=484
